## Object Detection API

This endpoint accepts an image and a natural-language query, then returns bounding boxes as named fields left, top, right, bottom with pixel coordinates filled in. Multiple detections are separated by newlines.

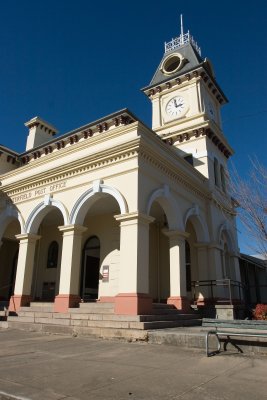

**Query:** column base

left=54, top=294, right=81, bottom=313
left=115, top=293, right=152, bottom=315
left=167, top=296, right=190, bottom=312
left=8, top=295, right=32, bottom=313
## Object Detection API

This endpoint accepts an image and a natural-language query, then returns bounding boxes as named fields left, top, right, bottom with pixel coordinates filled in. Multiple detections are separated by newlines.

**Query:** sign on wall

left=102, top=266, right=109, bottom=282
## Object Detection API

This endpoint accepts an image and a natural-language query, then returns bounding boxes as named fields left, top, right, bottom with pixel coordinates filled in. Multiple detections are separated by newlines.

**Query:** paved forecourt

left=0, top=328, right=266, bottom=400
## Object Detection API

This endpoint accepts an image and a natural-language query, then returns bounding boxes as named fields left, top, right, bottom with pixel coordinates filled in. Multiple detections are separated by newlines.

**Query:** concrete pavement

left=0, top=328, right=266, bottom=400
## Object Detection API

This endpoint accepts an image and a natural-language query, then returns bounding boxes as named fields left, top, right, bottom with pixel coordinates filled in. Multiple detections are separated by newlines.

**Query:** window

left=47, top=241, right=59, bottom=268
left=214, top=157, right=219, bottom=186
left=220, top=165, right=226, bottom=193
left=161, top=53, right=184, bottom=75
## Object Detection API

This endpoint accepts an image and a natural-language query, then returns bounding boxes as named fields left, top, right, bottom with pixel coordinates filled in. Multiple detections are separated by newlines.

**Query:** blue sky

left=1, top=0, right=267, bottom=253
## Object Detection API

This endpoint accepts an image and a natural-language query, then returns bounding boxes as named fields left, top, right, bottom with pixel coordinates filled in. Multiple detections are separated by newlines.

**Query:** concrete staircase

left=5, top=302, right=201, bottom=341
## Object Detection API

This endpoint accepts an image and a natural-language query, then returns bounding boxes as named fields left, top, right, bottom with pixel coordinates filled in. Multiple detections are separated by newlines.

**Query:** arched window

left=47, top=241, right=59, bottom=268
left=220, top=165, right=226, bottom=193
left=185, top=240, right=192, bottom=291
left=214, top=157, right=219, bottom=186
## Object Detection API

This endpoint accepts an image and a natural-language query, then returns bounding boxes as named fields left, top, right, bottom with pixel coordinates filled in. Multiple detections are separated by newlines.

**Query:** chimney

left=25, top=116, right=58, bottom=151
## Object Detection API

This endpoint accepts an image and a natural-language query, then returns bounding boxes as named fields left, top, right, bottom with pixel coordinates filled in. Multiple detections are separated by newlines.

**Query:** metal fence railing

left=191, top=279, right=245, bottom=305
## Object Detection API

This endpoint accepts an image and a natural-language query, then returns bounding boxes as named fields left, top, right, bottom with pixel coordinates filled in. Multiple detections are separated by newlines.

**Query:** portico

left=0, top=24, right=243, bottom=318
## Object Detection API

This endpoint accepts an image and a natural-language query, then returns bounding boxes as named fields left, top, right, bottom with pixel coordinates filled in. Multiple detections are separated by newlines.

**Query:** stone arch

left=0, top=205, right=25, bottom=239
left=70, top=180, right=128, bottom=225
left=218, top=222, right=236, bottom=253
left=184, top=204, right=210, bottom=242
left=25, top=195, right=69, bottom=234
left=146, top=185, right=183, bottom=230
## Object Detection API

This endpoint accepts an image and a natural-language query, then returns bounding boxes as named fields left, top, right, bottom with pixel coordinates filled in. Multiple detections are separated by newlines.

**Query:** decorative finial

left=180, top=14, right=184, bottom=43
left=164, top=16, right=201, bottom=55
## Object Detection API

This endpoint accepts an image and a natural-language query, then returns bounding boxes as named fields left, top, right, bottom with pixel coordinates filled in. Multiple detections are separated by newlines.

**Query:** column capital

left=114, top=212, right=155, bottom=226
left=162, top=229, right=189, bottom=240
left=229, top=252, right=240, bottom=259
left=194, top=242, right=210, bottom=249
left=58, top=224, right=87, bottom=235
left=208, top=242, right=223, bottom=251
left=15, top=233, right=41, bottom=242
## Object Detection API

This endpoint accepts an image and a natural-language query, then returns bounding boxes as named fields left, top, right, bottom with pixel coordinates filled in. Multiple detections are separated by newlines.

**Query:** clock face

left=166, top=96, right=186, bottom=117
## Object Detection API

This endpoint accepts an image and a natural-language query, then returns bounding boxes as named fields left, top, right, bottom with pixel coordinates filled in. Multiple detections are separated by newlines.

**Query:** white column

left=208, top=243, right=227, bottom=300
left=9, top=233, right=41, bottom=312
left=54, top=224, right=87, bottom=312
left=164, top=230, right=190, bottom=310
left=114, top=212, right=154, bottom=315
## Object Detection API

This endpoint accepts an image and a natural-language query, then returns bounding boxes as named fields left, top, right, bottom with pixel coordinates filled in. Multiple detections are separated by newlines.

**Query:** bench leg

left=206, top=331, right=221, bottom=357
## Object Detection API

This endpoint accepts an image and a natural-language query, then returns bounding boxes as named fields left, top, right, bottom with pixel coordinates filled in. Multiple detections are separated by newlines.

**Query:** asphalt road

left=0, top=328, right=266, bottom=400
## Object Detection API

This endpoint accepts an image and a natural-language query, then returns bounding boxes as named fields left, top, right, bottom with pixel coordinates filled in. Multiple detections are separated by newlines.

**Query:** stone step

left=149, top=308, right=191, bottom=315
left=142, top=319, right=202, bottom=330
left=79, top=301, right=114, bottom=308
left=7, top=320, right=148, bottom=341
left=152, top=303, right=176, bottom=309
left=70, top=307, right=114, bottom=314
left=30, top=302, right=53, bottom=307
left=7, top=313, right=201, bottom=330
left=0, top=310, right=7, bottom=317
left=16, top=310, right=199, bottom=323
left=139, top=313, right=200, bottom=322
left=21, top=305, right=54, bottom=312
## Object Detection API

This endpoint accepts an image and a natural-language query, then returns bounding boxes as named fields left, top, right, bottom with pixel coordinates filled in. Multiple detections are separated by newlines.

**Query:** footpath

left=0, top=328, right=267, bottom=400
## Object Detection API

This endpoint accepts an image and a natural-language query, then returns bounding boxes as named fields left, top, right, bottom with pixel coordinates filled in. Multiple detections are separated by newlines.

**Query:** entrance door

left=82, top=236, right=100, bottom=301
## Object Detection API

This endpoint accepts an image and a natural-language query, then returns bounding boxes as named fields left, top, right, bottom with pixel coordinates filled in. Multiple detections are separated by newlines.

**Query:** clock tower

left=142, top=19, right=233, bottom=183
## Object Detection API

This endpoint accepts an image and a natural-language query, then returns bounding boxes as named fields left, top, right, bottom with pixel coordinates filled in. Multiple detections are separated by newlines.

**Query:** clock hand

left=174, top=99, right=178, bottom=107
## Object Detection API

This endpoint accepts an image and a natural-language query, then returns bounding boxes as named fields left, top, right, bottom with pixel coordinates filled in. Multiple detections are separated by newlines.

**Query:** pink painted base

left=167, top=296, right=190, bottom=312
left=8, top=295, right=32, bottom=313
left=54, top=294, right=81, bottom=313
left=115, top=293, right=152, bottom=315
left=98, top=296, right=115, bottom=303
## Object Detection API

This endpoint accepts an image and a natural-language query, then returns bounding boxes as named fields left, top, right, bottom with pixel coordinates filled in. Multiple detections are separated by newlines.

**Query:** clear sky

left=1, top=0, right=267, bottom=253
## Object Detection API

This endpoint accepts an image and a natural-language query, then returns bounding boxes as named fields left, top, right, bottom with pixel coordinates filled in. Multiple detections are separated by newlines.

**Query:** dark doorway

left=9, top=249, right=19, bottom=298
left=81, top=236, right=100, bottom=301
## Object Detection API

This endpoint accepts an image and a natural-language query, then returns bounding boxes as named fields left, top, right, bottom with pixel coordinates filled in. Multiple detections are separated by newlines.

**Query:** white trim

left=218, top=222, right=236, bottom=253
left=26, top=195, right=69, bottom=233
left=184, top=204, right=210, bottom=242
left=70, top=182, right=128, bottom=225
left=0, top=205, right=25, bottom=239
left=146, top=185, right=183, bottom=230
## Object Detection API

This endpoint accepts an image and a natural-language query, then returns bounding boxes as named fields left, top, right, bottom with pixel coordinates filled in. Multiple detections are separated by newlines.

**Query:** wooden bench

left=206, top=328, right=267, bottom=357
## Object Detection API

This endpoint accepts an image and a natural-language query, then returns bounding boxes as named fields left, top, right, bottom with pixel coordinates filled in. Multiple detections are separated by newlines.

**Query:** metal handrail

left=191, top=279, right=245, bottom=305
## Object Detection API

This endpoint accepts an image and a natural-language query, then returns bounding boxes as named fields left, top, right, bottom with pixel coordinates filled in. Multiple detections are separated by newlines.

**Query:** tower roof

left=149, top=35, right=204, bottom=87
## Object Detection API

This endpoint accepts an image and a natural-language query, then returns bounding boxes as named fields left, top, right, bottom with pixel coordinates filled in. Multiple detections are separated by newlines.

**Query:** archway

left=220, top=231, right=235, bottom=280
left=77, top=192, right=121, bottom=302
left=148, top=201, right=170, bottom=302
left=31, top=207, right=64, bottom=301
left=0, top=219, right=20, bottom=302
